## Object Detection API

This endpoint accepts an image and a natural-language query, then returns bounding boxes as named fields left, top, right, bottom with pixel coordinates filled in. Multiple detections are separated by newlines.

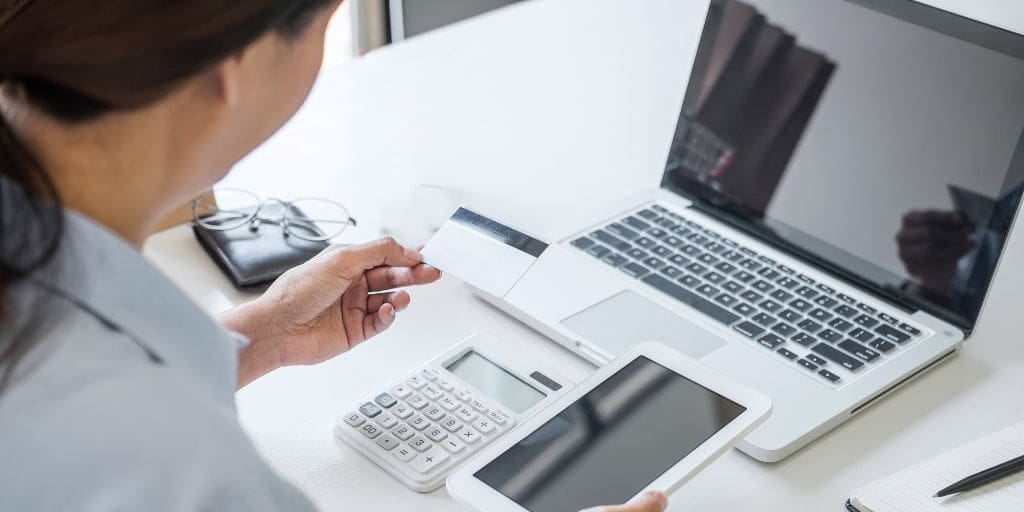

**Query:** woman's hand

left=581, top=491, right=669, bottom=512
left=223, top=238, right=442, bottom=387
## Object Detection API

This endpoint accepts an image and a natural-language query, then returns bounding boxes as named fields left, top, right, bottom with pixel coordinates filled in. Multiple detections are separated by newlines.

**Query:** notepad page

left=852, top=420, right=1024, bottom=512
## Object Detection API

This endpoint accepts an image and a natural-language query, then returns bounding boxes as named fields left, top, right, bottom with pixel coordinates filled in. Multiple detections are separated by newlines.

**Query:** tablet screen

left=473, top=356, right=745, bottom=512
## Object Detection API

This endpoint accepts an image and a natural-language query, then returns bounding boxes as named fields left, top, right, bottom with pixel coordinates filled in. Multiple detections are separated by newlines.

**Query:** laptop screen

left=662, top=0, right=1024, bottom=331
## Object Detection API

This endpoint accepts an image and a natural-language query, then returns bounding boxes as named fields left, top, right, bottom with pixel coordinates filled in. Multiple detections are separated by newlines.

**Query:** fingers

left=365, top=264, right=442, bottom=292
left=366, top=291, right=411, bottom=313
left=902, top=209, right=972, bottom=229
left=326, top=238, right=424, bottom=280
left=363, top=302, right=397, bottom=340
left=579, top=491, right=668, bottom=512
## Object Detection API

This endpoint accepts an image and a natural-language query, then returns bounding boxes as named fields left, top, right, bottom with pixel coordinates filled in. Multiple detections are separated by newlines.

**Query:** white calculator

left=334, top=332, right=573, bottom=492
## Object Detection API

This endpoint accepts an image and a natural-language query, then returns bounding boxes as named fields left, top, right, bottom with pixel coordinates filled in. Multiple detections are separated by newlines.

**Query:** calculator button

left=391, top=404, right=414, bottom=419
left=390, top=384, right=412, bottom=399
left=425, top=427, right=448, bottom=442
left=421, top=368, right=439, bottom=381
left=459, top=429, right=482, bottom=445
left=468, top=399, right=489, bottom=413
left=392, top=424, right=415, bottom=440
left=440, top=418, right=463, bottom=432
left=358, top=402, right=382, bottom=418
left=343, top=412, right=365, bottom=428
left=472, top=419, right=496, bottom=435
left=409, top=435, right=432, bottom=452
left=437, top=379, right=455, bottom=391
left=455, top=407, right=479, bottom=423
left=405, top=394, right=428, bottom=409
left=374, top=413, right=398, bottom=429
left=406, top=376, right=426, bottom=389
left=424, top=406, right=446, bottom=421
left=391, top=445, right=416, bottom=462
left=438, top=396, right=461, bottom=411
left=486, top=410, right=509, bottom=426
left=421, top=385, right=444, bottom=401
left=441, top=437, right=467, bottom=454
left=374, top=393, right=397, bottom=409
left=410, top=446, right=449, bottom=475
left=359, top=423, right=383, bottom=439
left=375, top=433, right=399, bottom=451
left=408, top=414, right=431, bottom=431
left=456, top=389, right=473, bottom=402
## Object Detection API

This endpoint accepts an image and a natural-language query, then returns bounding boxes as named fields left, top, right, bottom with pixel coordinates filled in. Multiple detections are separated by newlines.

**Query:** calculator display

left=445, top=351, right=545, bottom=414
left=473, top=356, right=746, bottom=512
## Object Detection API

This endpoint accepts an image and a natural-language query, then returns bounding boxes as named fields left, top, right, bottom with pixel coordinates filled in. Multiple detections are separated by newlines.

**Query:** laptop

left=474, top=0, right=1024, bottom=461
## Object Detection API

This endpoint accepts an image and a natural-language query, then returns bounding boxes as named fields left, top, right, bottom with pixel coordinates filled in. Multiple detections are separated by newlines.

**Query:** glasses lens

left=283, top=199, right=354, bottom=241
left=193, top=189, right=260, bottom=231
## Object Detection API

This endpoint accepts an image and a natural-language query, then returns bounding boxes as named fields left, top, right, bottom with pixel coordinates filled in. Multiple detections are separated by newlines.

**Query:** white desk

left=144, top=0, right=1024, bottom=509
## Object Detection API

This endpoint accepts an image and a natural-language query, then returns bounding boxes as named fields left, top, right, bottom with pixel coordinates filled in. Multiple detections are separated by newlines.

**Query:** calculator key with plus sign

left=334, top=333, right=572, bottom=492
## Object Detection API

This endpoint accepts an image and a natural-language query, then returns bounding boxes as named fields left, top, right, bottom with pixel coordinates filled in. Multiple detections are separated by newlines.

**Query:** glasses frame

left=192, top=188, right=358, bottom=242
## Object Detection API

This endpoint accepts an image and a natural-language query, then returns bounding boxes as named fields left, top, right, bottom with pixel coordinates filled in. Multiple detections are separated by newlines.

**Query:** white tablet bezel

left=446, top=342, right=772, bottom=512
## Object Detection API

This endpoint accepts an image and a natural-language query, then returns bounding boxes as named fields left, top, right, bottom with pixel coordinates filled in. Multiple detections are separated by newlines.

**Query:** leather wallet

left=193, top=221, right=328, bottom=290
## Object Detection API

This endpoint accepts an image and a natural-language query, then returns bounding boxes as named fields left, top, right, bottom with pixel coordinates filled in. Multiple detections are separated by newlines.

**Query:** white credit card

left=421, top=208, right=548, bottom=298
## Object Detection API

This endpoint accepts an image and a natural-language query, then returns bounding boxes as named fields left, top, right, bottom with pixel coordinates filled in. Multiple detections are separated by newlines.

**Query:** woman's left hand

left=223, top=238, right=442, bottom=387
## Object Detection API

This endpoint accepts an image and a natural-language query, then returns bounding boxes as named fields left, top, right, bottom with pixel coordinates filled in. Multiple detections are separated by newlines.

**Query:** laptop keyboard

left=569, top=204, right=927, bottom=387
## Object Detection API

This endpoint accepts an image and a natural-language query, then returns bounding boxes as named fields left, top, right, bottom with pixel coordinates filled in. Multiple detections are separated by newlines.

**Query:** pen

left=934, top=453, right=1024, bottom=497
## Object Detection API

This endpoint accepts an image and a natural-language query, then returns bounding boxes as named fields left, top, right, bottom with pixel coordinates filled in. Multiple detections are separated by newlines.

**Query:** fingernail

left=645, top=491, right=668, bottom=509
left=404, top=246, right=422, bottom=261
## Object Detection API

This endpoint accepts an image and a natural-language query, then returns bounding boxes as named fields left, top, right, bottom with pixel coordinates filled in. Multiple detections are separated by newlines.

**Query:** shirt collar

left=30, top=210, right=239, bottom=402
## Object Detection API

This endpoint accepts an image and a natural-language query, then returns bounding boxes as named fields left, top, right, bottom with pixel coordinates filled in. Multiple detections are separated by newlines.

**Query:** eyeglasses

left=192, top=188, right=357, bottom=242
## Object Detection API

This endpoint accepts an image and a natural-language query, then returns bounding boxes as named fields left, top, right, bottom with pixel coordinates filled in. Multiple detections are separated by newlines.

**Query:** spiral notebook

left=847, top=420, right=1024, bottom=512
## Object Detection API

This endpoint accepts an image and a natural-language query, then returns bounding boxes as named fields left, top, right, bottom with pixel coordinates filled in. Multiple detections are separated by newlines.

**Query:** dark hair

left=0, top=0, right=338, bottom=384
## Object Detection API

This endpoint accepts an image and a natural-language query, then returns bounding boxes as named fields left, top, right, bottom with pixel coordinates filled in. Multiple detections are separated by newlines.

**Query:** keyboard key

left=686, top=262, right=708, bottom=275
left=375, top=413, right=398, bottom=429
left=796, top=274, right=815, bottom=284
left=607, top=223, right=639, bottom=240
left=810, top=308, right=833, bottom=322
left=770, top=289, right=794, bottom=302
left=734, top=271, right=757, bottom=283
left=829, top=318, right=854, bottom=332
left=359, top=423, right=383, bottom=439
left=834, top=305, right=858, bottom=318
left=677, top=274, right=700, bottom=287
left=421, top=384, right=443, bottom=400
left=797, top=359, right=819, bottom=371
left=807, top=354, right=828, bottom=366
left=441, top=437, right=467, bottom=454
left=838, top=339, right=881, bottom=362
left=392, top=424, right=415, bottom=443
left=602, top=253, right=628, bottom=267
left=359, top=402, right=382, bottom=418
left=425, top=426, right=448, bottom=442
left=469, top=399, right=489, bottom=413
left=410, top=446, right=449, bottom=474
left=779, top=309, right=802, bottom=322
left=705, top=242, right=727, bottom=253
left=723, top=281, right=744, bottom=293
left=406, top=376, right=427, bottom=389
left=740, top=290, right=763, bottom=302
left=752, top=280, right=774, bottom=293
left=423, top=406, right=446, bottom=421
left=752, top=312, right=776, bottom=327
left=651, top=205, right=668, bottom=213
left=440, top=417, right=463, bottom=432
left=635, top=237, right=656, bottom=249
left=455, top=407, right=478, bottom=423
left=714, top=294, right=739, bottom=307
left=758, top=255, right=776, bottom=266
left=392, top=404, right=415, bottom=419
left=857, top=303, right=878, bottom=315
left=816, top=283, right=835, bottom=295
left=668, top=254, right=689, bottom=266
left=681, top=244, right=701, bottom=256
left=798, top=319, right=822, bottom=333
left=758, top=334, right=785, bottom=349
left=869, top=338, right=896, bottom=353
left=875, top=324, right=911, bottom=344
left=796, top=286, right=818, bottom=299
left=776, top=277, right=800, bottom=289
left=722, top=250, right=745, bottom=262
left=849, top=327, right=874, bottom=342
left=715, top=262, right=737, bottom=274
left=486, top=410, right=510, bottom=426
left=663, top=236, right=685, bottom=247
left=637, top=208, right=658, bottom=219
left=688, top=234, right=710, bottom=246
left=759, top=299, right=782, bottom=313
left=818, top=329, right=843, bottom=343
left=459, top=428, right=482, bottom=445
left=655, top=217, right=678, bottom=229
left=391, top=444, right=416, bottom=462
left=777, top=347, right=798, bottom=360
left=571, top=237, right=595, bottom=250
left=758, top=268, right=781, bottom=280
left=772, top=323, right=797, bottom=337
left=818, top=369, right=841, bottom=383
left=854, top=314, right=879, bottom=328
left=740, top=259, right=762, bottom=271
left=836, top=293, right=856, bottom=304
left=623, top=216, right=651, bottom=231
left=733, top=321, right=765, bottom=338
left=733, top=303, right=757, bottom=316
left=789, top=298, right=813, bottom=312
left=591, top=230, right=631, bottom=251
left=697, top=253, right=719, bottom=265
left=672, top=225, right=692, bottom=237
left=408, top=414, right=430, bottom=430
left=792, top=332, right=816, bottom=346
left=625, top=248, right=648, bottom=260
left=899, top=323, right=922, bottom=336
left=703, top=272, right=726, bottom=284
left=660, top=265, right=683, bottom=278
left=811, top=343, right=864, bottom=371
left=642, top=274, right=741, bottom=325
left=814, top=296, right=839, bottom=309
left=652, top=245, right=673, bottom=258
left=343, top=412, right=365, bottom=428
left=472, top=419, right=496, bottom=435
left=695, top=284, right=719, bottom=297
left=620, top=262, right=649, bottom=278
left=648, top=228, right=669, bottom=239
left=642, top=257, right=666, bottom=270
left=375, top=433, right=400, bottom=451
left=586, top=245, right=611, bottom=258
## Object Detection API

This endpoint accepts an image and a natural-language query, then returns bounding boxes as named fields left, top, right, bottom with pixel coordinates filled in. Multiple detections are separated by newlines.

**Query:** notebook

left=848, top=420, right=1024, bottom=512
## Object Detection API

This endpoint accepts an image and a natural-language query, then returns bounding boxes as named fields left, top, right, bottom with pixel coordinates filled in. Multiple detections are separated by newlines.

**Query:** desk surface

left=144, top=0, right=1024, bottom=509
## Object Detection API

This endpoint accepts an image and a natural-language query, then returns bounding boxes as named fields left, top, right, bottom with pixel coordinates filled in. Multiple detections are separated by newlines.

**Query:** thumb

left=580, top=491, right=669, bottom=512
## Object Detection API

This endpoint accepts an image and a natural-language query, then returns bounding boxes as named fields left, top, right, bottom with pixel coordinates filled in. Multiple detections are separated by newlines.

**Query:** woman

left=0, top=1, right=669, bottom=510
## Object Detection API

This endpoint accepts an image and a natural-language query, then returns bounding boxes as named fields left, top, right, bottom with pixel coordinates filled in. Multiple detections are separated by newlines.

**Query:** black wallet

left=193, top=221, right=329, bottom=290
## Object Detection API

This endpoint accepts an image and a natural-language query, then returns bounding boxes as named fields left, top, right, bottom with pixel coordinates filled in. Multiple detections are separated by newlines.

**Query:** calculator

left=334, top=332, right=573, bottom=492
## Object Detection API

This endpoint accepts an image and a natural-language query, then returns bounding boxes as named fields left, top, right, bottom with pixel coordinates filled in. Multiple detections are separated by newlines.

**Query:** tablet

left=447, top=343, right=772, bottom=512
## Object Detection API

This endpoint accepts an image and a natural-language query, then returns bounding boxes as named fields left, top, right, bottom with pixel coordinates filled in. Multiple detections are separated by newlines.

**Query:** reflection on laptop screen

left=662, top=0, right=1024, bottom=330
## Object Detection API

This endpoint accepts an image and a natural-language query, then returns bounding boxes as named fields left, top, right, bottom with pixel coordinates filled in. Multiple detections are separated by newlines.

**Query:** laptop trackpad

left=561, top=291, right=727, bottom=359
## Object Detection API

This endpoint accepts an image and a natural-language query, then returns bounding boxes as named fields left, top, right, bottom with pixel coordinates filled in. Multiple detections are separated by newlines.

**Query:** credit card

left=421, top=208, right=548, bottom=298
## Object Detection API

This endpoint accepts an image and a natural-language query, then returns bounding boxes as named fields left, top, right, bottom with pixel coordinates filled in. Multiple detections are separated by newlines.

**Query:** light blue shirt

left=0, top=211, right=317, bottom=511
